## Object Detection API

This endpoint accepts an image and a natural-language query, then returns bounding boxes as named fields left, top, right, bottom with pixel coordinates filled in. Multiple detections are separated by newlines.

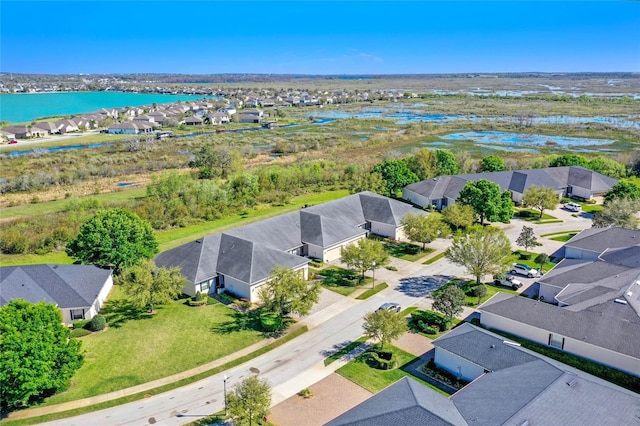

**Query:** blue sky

left=2, top=1, right=639, bottom=74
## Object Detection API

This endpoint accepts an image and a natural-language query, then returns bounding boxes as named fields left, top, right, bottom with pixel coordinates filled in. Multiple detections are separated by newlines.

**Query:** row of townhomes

left=479, top=226, right=640, bottom=377
left=403, top=166, right=618, bottom=209
left=155, top=191, right=424, bottom=301
left=329, top=322, right=640, bottom=425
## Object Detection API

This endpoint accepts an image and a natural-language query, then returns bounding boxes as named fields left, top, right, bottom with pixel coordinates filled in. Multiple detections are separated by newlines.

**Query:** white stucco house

left=479, top=228, right=640, bottom=377
left=155, top=192, right=425, bottom=301
left=0, top=264, right=114, bottom=324
left=403, top=166, right=617, bottom=210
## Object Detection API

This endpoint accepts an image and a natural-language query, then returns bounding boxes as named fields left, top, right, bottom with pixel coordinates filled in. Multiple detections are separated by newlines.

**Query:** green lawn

left=432, top=278, right=519, bottom=308
left=514, top=208, right=557, bottom=221
left=318, top=266, right=372, bottom=296
left=513, top=251, right=557, bottom=272
left=422, top=252, right=446, bottom=265
left=549, top=233, right=577, bottom=242
left=355, top=282, right=388, bottom=300
left=373, top=237, right=433, bottom=262
left=336, top=345, right=448, bottom=396
left=324, top=336, right=368, bottom=366
left=42, top=286, right=266, bottom=405
left=540, top=230, right=582, bottom=238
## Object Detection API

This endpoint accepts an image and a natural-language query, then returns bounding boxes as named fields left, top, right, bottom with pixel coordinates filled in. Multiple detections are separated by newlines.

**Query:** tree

left=472, top=284, right=487, bottom=304
left=480, top=155, right=507, bottom=172
left=604, top=179, right=640, bottom=203
left=516, top=226, right=538, bottom=253
left=226, top=375, right=271, bottom=426
left=549, top=153, right=588, bottom=168
left=66, top=208, right=158, bottom=274
left=228, top=173, right=259, bottom=207
left=522, top=185, right=559, bottom=218
left=587, top=156, right=628, bottom=179
left=433, top=149, right=460, bottom=176
left=406, top=149, right=436, bottom=180
left=371, top=159, right=419, bottom=196
left=0, top=300, right=84, bottom=411
left=592, top=198, right=640, bottom=229
left=348, top=170, right=386, bottom=195
left=189, top=145, right=243, bottom=179
left=534, top=253, right=550, bottom=274
left=400, top=213, right=451, bottom=250
left=362, top=309, right=407, bottom=350
left=446, top=225, right=514, bottom=285
left=117, top=259, right=186, bottom=313
left=458, top=179, right=512, bottom=225
left=340, top=239, right=390, bottom=281
left=257, top=266, right=321, bottom=316
left=441, top=203, right=475, bottom=231
left=432, top=285, right=466, bottom=322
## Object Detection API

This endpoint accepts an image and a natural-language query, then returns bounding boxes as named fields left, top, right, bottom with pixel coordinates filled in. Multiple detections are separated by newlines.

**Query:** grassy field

left=41, top=286, right=266, bottom=405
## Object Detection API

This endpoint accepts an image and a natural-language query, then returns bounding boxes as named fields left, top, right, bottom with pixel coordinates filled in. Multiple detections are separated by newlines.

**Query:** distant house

left=3, top=125, right=33, bottom=139
left=184, top=115, right=203, bottom=126
left=403, top=166, right=617, bottom=210
left=0, top=129, right=16, bottom=141
left=33, top=121, right=59, bottom=135
left=55, top=119, right=79, bottom=134
left=108, top=121, right=154, bottom=134
left=207, top=111, right=230, bottom=125
left=133, top=115, right=156, bottom=124
left=327, top=323, right=640, bottom=426
left=236, top=113, right=264, bottom=124
left=155, top=192, right=425, bottom=301
left=479, top=227, right=640, bottom=377
left=0, top=264, right=113, bottom=324
left=218, top=107, right=237, bottom=115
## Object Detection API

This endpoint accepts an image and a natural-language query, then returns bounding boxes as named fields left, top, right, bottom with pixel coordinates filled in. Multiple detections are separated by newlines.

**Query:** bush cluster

left=411, top=310, right=451, bottom=333
left=368, top=350, right=397, bottom=370
left=88, top=314, right=106, bottom=332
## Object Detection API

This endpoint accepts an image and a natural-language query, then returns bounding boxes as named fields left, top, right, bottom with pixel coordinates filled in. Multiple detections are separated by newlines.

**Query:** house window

left=200, top=281, right=210, bottom=292
left=71, top=309, right=85, bottom=321
left=549, top=333, right=564, bottom=349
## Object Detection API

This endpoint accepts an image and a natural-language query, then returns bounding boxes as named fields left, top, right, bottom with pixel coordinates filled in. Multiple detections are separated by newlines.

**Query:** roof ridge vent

left=614, top=298, right=628, bottom=305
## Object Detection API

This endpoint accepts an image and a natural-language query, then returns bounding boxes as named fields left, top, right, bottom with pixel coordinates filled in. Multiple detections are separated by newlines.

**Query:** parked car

left=377, top=302, right=401, bottom=313
left=510, top=263, right=538, bottom=278
left=493, top=274, right=523, bottom=290
left=8, top=139, right=18, bottom=144
left=564, top=202, right=582, bottom=212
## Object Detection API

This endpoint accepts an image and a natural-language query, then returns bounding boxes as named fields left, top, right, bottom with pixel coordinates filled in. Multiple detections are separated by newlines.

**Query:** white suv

left=564, top=202, right=582, bottom=212
left=511, top=263, right=538, bottom=278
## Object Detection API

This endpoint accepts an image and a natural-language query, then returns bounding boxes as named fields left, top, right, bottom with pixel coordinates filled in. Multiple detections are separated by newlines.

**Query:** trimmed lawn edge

left=324, top=336, right=368, bottom=366
left=355, top=282, right=388, bottom=300
left=3, top=326, right=309, bottom=425
left=540, top=230, right=582, bottom=237
left=422, top=252, right=446, bottom=265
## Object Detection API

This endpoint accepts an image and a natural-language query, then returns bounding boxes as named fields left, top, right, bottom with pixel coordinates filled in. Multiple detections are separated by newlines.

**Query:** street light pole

left=372, top=261, right=376, bottom=289
left=223, top=374, right=228, bottom=416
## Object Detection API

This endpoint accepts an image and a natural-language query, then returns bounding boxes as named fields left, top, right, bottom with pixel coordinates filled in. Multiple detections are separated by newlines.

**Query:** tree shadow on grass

left=396, top=275, right=454, bottom=298
left=100, top=299, right=152, bottom=328
left=210, top=309, right=263, bottom=335
left=318, top=267, right=361, bottom=287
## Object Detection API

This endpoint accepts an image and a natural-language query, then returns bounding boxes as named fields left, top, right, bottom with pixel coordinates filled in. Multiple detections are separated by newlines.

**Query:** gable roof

left=404, top=166, right=617, bottom=201
left=479, top=293, right=640, bottom=358
left=564, top=227, right=640, bottom=253
left=326, top=377, right=467, bottom=426
left=0, top=264, right=112, bottom=309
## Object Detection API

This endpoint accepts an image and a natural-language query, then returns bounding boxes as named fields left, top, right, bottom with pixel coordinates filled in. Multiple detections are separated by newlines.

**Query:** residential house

left=133, top=114, right=156, bottom=124
left=479, top=227, right=640, bottom=376
left=184, top=115, right=204, bottom=126
left=33, top=121, right=60, bottom=135
left=2, top=125, right=33, bottom=139
left=107, top=121, right=154, bottom=134
left=55, top=119, right=79, bottom=134
left=155, top=192, right=425, bottom=301
left=403, top=166, right=617, bottom=210
left=0, top=129, right=16, bottom=141
left=208, top=111, right=230, bottom=125
left=327, top=323, right=640, bottom=425
left=236, top=113, right=264, bottom=124
left=219, top=107, right=237, bottom=116
left=0, top=264, right=113, bottom=324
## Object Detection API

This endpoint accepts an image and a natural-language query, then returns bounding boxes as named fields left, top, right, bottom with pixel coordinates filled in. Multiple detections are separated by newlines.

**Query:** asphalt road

left=41, top=208, right=590, bottom=426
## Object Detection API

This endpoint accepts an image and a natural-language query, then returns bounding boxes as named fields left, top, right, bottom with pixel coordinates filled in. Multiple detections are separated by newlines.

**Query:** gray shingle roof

left=433, top=324, right=539, bottom=372
left=0, top=264, right=112, bottom=309
left=404, top=166, right=616, bottom=202
left=479, top=293, right=640, bottom=358
left=154, top=233, right=222, bottom=284
left=565, top=227, right=640, bottom=253
left=325, top=377, right=467, bottom=426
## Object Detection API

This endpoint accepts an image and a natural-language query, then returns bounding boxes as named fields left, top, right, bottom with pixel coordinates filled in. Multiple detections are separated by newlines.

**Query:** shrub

left=298, top=388, right=313, bottom=399
left=260, top=313, right=283, bottom=332
left=411, top=310, right=449, bottom=331
left=72, top=319, right=90, bottom=330
left=519, top=253, right=532, bottom=260
left=418, top=321, right=439, bottom=335
left=385, top=265, right=398, bottom=271
left=88, top=314, right=106, bottom=332
left=368, top=350, right=397, bottom=370
left=194, top=292, right=204, bottom=302
left=70, top=328, right=92, bottom=338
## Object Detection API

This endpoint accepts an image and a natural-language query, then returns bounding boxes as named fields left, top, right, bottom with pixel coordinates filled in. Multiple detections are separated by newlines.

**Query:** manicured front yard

left=336, top=345, right=447, bottom=396
left=42, top=286, right=266, bottom=405
left=432, top=278, right=519, bottom=307
left=318, top=266, right=373, bottom=296
left=370, top=236, right=433, bottom=261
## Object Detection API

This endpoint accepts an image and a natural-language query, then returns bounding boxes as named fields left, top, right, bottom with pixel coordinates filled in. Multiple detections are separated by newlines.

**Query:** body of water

left=0, top=92, right=215, bottom=123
